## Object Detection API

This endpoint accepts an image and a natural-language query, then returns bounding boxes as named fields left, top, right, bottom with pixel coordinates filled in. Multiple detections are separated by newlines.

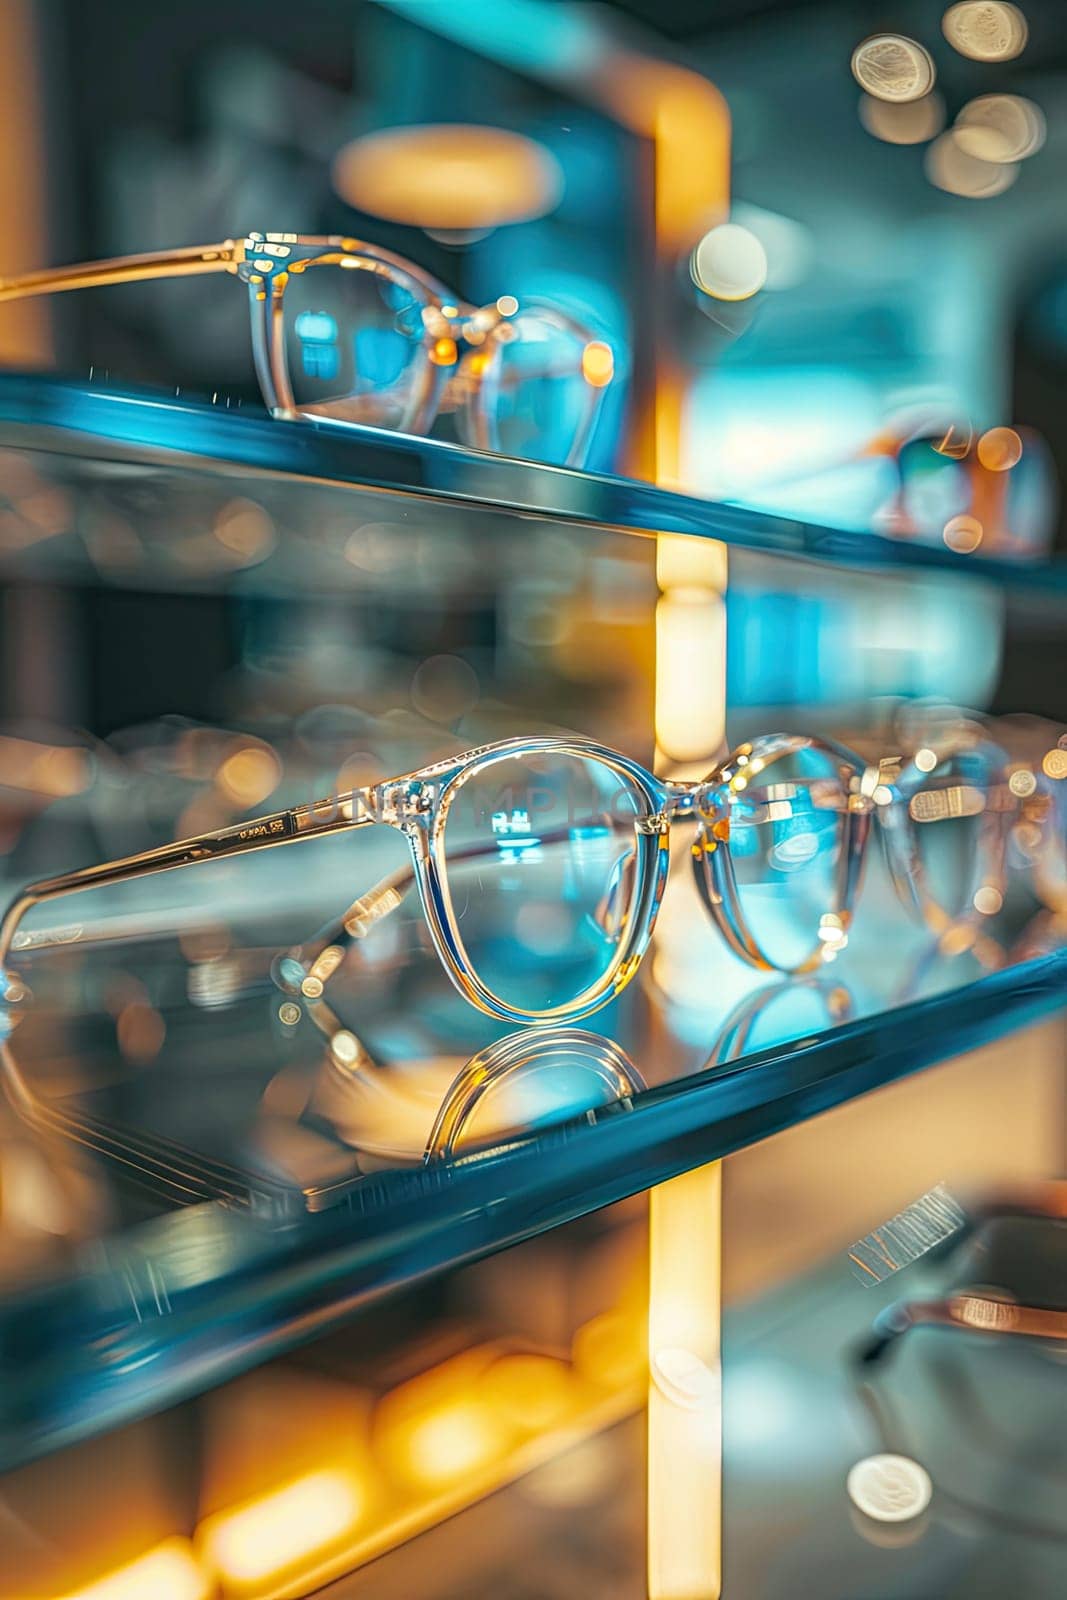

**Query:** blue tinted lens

left=487, top=312, right=590, bottom=466
left=284, top=263, right=426, bottom=427
left=727, top=747, right=847, bottom=969
left=441, top=752, right=647, bottom=1013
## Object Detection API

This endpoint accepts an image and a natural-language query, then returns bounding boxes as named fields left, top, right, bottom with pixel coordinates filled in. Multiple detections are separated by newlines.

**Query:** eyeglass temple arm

left=859, top=1293, right=1067, bottom=1365
left=960, top=1179, right=1067, bottom=1223
left=0, top=242, right=241, bottom=303
left=0, top=789, right=374, bottom=967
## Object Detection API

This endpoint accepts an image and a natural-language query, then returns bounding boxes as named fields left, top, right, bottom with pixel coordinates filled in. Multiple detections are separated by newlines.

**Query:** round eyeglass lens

left=904, top=747, right=998, bottom=924
left=723, top=745, right=849, bottom=970
left=282, top=260, right=429, bottom=429
left=473, top=310, right=595, bottom=467
left=440, top=752, right=649, bottom=1014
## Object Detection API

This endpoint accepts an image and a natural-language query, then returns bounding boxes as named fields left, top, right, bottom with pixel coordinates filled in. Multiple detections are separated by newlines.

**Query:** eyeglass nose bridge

left=659, top=778, right=712, bottom=817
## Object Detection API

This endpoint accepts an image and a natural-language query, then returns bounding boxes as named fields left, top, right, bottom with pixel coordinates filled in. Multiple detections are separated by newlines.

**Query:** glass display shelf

left=0, top=875, right=1064, bottom=1475
left=0, top=373, right=1062, bottom=589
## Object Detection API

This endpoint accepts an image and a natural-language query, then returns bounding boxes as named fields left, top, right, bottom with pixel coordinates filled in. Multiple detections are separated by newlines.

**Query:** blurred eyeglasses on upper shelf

left=0, top=232, right=615, bottom=468
left=735, top=409, right=1056, bottom=556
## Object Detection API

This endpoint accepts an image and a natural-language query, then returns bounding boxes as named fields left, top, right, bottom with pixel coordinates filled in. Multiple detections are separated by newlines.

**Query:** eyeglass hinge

left=380, top=780, right=436, bottom=829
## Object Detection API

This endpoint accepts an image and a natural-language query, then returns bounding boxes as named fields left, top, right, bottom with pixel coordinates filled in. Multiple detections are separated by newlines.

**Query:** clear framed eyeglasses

left=0, top=233, right=614, bottom=467
left=0, top=729, right=1015, bottom=1028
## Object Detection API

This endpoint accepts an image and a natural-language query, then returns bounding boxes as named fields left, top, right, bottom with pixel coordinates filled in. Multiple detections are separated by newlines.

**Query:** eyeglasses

left=0, top=729, right=1016, bottom=1028
left=0, top=232, right=614, bottom=467
left=857, top=1182, right=1067, bottom=1364
left=885, top=422, right=1055, bottom=552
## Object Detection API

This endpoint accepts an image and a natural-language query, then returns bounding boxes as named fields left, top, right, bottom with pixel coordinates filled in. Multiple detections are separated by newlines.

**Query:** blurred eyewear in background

left=857, top=1182, right=1067, bottom=1362
left=0, top=232, right=614, bottom=467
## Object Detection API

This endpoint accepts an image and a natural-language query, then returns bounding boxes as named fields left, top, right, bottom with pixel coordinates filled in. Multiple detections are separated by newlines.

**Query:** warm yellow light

left=655, top=593, right=726, bottom=762
left=851, top=35, right=935, bottom=103
left=59, top=1538, right=209, bottom=1600
left=0, top=734, right=90, bottom=798
left=572, top=1311, right=647, bottom=1390
left=395, top=1397, right=506, bottom=1488
left=943, top=513, right=984, bottom=552
left=430, top=336, right=458, bottom=367
left=648, top=1164, right=721, bottom=1600
left=1042, top=749, right=1067, bottom=780
left=691, top=223, right=767, bottom=302
left=332, top=125, right=562, bottom=231
left=581, top=340, right=615, bottom=388
left=217, top=744, right=281, bottom=807
left=484, top=1354, right=575, bottom=1430
left=859, top=91, right=945, bottom=144
left=375, top=1350, right=516, bottom=1495
left=942, top=2, right=1028, bottom=62
left=657, top=533, right=728, bottom=594
left=197, top=1469, right=363, bottom=1589
left=977, top=426, right=1023, bottom=471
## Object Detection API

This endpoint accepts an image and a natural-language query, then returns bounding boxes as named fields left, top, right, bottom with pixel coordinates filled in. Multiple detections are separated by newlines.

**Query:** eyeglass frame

left=0, top=729, right=1016, bottom=1030
left=857, top=1181, right=1067, bottom=1365
left=0, top=231, right=612, bottom=467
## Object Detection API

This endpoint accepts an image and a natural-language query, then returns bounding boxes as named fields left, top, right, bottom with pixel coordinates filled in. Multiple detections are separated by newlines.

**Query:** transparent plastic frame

left=0, top=729, right=1015, bottom=1029
left=0, top=232, right=610, bottom=466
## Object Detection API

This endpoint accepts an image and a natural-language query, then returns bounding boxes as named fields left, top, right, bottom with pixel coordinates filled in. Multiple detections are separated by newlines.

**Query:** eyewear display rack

left=0, top=373, right=1065, bottom=1478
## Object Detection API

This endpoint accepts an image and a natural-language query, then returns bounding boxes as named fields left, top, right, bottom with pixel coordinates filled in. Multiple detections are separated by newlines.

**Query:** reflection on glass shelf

left=0, top=846, right=1047, bottom=1209
left=0, top=786, right=1064, bottom=1476
left=1, top=1162, right=1062, bottom=1598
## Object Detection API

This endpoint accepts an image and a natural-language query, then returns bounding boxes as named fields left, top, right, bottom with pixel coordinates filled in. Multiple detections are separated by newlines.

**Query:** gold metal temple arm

left=0, top=241, right=241, bottom=303
left=0, top=788, right=373, bottom=964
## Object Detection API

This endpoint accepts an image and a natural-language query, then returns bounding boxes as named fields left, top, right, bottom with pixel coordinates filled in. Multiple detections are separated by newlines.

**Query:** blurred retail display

left=0, top=2, right=1064, bottom=1597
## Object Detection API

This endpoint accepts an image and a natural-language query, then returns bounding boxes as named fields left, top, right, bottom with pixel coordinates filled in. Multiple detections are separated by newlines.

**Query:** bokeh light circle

left=411, top=654, right=480, bottom=723
left=859, top=92, right=945, bottom=145
left=976, top=426, right=1023, bottom=471
left=691, top=223, right=768, bottom=302
left=943, top=514, right=984, bottom=553
left=954, top=95, right=1045, bottom=164
left=942, top=2, right=1028, bottom=62
left=851, top=36, right=935, bottom=103
left=925, top=131, right=1018, bottom=197
left=333, top=125, right=563, bottom=230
